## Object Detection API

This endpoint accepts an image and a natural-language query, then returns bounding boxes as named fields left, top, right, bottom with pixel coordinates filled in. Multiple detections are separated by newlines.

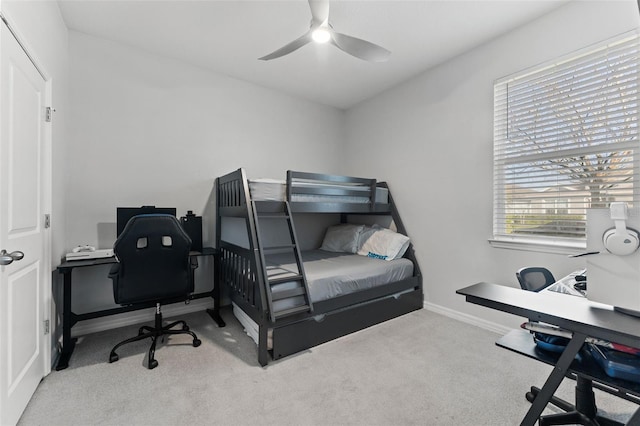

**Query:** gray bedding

left=266, top=249, right=414, bottom=307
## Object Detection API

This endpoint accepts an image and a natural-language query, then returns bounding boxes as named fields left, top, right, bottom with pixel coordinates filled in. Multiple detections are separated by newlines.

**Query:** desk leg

left=206, top=306, right=226, bottom=327
left=206, top=253, right=225, bottom=328
left=520, top=332, right=587, bottom=426
left=55, top=270, right=77, bottom=371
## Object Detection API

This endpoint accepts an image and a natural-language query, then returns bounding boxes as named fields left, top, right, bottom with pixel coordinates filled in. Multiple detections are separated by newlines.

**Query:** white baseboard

left=424, top=301, right=512, bottom=335
left=67, top=299, right=509, bottom=344
left=69, top=298, right=213, bottom=337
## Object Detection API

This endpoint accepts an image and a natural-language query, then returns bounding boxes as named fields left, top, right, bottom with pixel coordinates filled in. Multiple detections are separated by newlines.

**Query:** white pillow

left=320, top=224, right=365, bottom=253
left=357, top=226, right=410, bottom=261
left=357, top=225, right=380, bottom=249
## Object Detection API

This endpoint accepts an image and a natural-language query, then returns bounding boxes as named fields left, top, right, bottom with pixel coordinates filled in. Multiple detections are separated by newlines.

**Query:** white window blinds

left=494, top=33, right=640, bottom=246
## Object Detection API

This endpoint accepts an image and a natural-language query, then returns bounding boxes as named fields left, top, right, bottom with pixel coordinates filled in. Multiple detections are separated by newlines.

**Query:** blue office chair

left=516, top=266, right=556, bottom=292
left=108, top=214, right=201, bottom=369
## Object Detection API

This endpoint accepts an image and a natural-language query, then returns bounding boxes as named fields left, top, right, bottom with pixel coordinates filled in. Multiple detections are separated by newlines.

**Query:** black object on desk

left=55, top=247, right=225, bottom=371
left=116, top=206, right=176, bottom=236
left=457, top=282, right=640, bottom=426
left=180, top=210, right=203, bottom=252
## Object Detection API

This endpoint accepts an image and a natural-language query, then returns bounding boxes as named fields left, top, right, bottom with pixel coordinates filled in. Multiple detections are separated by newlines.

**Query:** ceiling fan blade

left=259, top=32, right=312, bottom=61
left=331, top=31, right=391, bottom=62
left=308, top=0, right=330, bottom=26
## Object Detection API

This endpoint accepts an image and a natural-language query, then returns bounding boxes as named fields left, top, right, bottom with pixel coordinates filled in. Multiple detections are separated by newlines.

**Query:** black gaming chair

left=516, top=266, right=556, bottom=292
left=108, top=214, right=201, bottom=369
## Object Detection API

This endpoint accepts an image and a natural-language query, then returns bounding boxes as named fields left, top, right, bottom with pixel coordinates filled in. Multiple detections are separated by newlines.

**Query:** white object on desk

left=65, top=248, right=114, bottom=261
left=71, top=245, right=95, bottom=253
left=546, top=269, right=586, bottom=297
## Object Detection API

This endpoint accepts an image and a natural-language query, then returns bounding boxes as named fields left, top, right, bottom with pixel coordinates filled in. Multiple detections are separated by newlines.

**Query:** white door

left=0, top=19, right=49, bottom=426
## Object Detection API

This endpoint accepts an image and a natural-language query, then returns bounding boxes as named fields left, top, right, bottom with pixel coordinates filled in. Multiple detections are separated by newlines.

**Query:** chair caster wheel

left=138, top=327, right=145, bottom=336
left=109, top=353, right=119, bottom=363
left=193, top=339, right=201, bottom=347
left=148, top=359, right=158, bottom=369
left=182, top=325, right=190, bottom=331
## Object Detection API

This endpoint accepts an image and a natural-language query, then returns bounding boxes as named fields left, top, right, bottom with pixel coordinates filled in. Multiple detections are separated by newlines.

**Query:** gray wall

left=344, top=0, right=640, bottom=327
left=64, top=31, right=346, bottom=320
left=66, top=31, right=345, bottom=251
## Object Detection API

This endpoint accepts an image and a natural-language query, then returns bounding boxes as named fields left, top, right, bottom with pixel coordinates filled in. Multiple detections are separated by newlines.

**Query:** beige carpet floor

left=18, top=308, right=638, bottom=425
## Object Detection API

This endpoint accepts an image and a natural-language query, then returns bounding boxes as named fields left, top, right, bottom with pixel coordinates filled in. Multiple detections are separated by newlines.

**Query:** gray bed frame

left=216, top=168, right=423, bottom=366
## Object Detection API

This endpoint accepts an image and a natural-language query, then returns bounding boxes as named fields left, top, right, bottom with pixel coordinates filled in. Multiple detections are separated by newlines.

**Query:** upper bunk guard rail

left=290, top=202, right=390, bottom=214
left=287, top=170, right=377, bottom=204
left=217, top=168, right=391, bottom=215
left=252, top=200, right=313, bottom=322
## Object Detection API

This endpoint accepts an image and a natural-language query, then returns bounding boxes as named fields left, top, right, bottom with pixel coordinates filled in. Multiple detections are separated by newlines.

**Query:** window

left=493, top=33, right=640, bottom=251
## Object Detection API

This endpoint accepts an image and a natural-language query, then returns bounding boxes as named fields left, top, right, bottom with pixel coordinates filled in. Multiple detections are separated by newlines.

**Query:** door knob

left=0, top=250, right=24, bottom=266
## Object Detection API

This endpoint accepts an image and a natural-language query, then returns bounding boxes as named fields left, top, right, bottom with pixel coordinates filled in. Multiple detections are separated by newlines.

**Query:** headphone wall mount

left=602, top=202, right=640, bottom=256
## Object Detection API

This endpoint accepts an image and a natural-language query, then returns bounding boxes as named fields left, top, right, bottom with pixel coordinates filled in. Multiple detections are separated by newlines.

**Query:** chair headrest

left=114, top=214, right=191, bottom=255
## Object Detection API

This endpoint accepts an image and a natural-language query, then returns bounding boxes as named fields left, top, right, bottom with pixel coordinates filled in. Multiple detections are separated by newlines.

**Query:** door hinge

left=44, top=319, right=50, bottom=335
left=44, top=214, right=50, bottom=229
left=45, top=107, right=55, bottom=122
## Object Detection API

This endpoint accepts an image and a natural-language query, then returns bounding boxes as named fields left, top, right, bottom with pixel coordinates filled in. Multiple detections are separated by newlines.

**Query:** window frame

left=491, top=32, right=640, bottom=253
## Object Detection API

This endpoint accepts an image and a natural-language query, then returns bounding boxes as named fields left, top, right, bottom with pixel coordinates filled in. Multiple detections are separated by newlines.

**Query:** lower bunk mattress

left=233, top=249, right=415, bottom=348
left=269, top=249, right=413, bottom=304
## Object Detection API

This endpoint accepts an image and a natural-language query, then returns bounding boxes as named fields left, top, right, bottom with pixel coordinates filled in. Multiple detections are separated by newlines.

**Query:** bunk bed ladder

left=251, top=200, right=313, bottom=323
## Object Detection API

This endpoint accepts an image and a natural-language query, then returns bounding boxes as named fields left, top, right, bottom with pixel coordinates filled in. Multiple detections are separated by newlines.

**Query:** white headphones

left=603, top=202, right=640, bottom=256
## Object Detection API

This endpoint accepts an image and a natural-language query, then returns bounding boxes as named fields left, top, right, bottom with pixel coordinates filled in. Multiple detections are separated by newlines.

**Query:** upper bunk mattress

left=266, top=249, right=414, bottom=305
left=249, top=179, right=389, bottom=204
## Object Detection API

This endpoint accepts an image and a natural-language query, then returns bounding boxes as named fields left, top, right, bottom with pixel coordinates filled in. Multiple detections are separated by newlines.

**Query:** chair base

left=109, top=303, right=201, bottom=369
left=527, top=376, right=624, bottom=426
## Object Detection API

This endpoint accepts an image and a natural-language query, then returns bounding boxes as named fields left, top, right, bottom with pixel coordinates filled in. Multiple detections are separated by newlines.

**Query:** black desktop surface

left=457, top=282, right=640, bottom=349
left=116, top=206, right=177, bottom=236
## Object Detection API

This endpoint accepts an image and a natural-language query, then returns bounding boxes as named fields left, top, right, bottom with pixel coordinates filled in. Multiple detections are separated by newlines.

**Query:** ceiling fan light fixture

left=311, top=27, right=331, bottom=44
left=258, top=0, right=390, bottom=62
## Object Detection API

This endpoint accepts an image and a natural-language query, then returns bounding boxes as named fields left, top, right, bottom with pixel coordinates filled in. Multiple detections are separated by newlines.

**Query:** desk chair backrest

left=112, top=214, right=193, bottom=305
left=516, top=267, right=556, bottom=292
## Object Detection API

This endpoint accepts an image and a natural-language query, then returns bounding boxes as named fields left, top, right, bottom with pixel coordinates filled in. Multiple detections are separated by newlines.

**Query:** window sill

left=489, top=238, right=586, bottom=256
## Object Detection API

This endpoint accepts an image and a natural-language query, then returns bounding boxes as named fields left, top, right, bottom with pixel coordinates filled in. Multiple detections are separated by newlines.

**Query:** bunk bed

left=216, top=168, right=423, bottom=366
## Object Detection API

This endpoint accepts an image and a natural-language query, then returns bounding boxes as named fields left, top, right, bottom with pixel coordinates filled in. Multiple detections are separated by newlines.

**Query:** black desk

left=457, top=282, right=640, bottom=426
left=55, top=247, right=225, bottom=371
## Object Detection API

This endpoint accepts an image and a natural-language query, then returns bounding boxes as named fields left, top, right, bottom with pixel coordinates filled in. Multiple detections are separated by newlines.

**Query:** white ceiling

left=57, top=0, right=569, bottom=109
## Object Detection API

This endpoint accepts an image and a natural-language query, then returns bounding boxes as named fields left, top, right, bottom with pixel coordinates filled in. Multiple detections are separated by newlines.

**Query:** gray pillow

left=320, top=224, right=365, bottom=253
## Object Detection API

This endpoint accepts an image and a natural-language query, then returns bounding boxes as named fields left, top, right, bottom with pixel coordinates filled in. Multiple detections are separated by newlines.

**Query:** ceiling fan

left=258, top=0, right=390, bottom=62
